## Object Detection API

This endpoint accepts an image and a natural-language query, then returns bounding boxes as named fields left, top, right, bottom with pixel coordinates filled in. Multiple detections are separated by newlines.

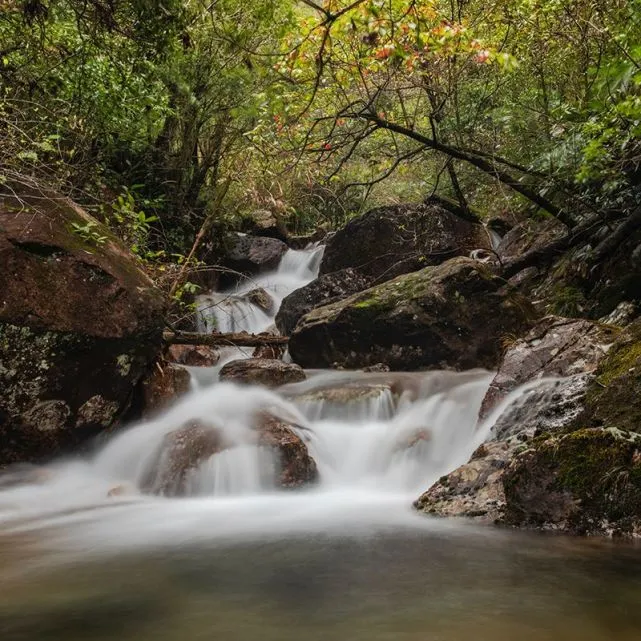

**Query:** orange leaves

left=374, top=44, right=395, bottom=60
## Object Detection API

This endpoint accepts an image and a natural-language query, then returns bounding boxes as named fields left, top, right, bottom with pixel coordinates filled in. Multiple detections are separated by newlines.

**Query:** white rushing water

left=0, top=244, right=535, bottom=559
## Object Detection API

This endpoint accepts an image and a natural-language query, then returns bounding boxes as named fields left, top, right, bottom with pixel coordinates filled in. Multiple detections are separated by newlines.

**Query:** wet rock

left=142, top=363, right=191, bottom=415
left=166, top=344, right=220, bottom=367
left=502, top=428, right=641, bottom=536
left=289, top=257, right=533, bottom=371
left=240, top=209, right=288, bottom=242
left=245, top=287, right=274, bottom=314
left=416, top=375, right=595, bottom=522
left=480, top=316, right=618, bottom=417
left=142, top=420, right=226, bottom=495
left=414, top=442, right=511, bottom=522
left=220, top=233, right=287, bottom=287
left=293, top=384, right=394, bottom=405
left=600, top=301, right=638, bottom=327
left=415, top=316, right=618, bottom=523
left=320, top=203, right=491, bottom=283
left=0, top=179, right=165, bottom=464
left=219, top=359, right=306, bottom=387
left=256, top=414, right=318, bottom=488
left=275, top=268, right=371, bottom=336
left=142, top=415, right=317, bottom=496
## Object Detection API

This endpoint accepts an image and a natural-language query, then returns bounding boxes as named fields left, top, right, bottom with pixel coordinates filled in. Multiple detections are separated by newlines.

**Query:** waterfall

left=0, top=242, right=540, bottom=555
left=196, top=244, right=324, bottom=335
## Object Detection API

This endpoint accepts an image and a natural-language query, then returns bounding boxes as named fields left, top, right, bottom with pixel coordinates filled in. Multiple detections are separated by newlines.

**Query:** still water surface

left=2, top=524, right=641, bottom=641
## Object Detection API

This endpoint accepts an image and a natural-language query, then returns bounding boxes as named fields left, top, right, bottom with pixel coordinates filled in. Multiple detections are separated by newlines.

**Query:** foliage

left=2, top=0, right=641, bottom=266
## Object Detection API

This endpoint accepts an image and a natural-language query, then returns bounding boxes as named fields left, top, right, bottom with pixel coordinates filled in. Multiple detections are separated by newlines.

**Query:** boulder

left=166, top=344, right=220, bottom=367
left=415, top=316, right=617, bottom=523
left=240, top=209, right=288, bottom=242
left=496, top=218, right=566, bottom=265
left=275, top=268, right=371, bottom=336
left=0, top=180, right=165, bottom=464
left=141, top=415, right=317, bottom=496
left=480, top=316, right=618, bottom=417
left=319, top=204, right=491, bottom=283
left=289, top=257, right=533, bottom=370
left=220, top=233, right=287, bottom=287
left=142, top=363, right=191, bottom=415
left=141, top=420, right=226, bottom=495
left=256, top=414, right=318, bottom=488
left=414, top=442, right=511, bottom=523
left=219, top=359, right=306, bottom=387
left=245, top=287, right=274, bottom=314
left=502, top=428, right=641, bottom=536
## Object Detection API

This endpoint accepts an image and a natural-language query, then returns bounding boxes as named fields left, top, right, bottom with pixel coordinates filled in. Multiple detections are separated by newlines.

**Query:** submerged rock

left=275, top=268, right=371, bottom=336
left=142, top=363, right=191, bottom=415
left=289, top=257, right=533, bottom=370
left=142, top=414, right=317, bottom=496
left=502, top=428, right=641, bottom=536
left=256, top=414, right=318, bottom=488
left=0, top=179, right=165, bottom=464
left=219, top=359, right=306, bottom=388
left=320, top=203, right=491, bottom=283
left=141, top=420, right=226, bottom=495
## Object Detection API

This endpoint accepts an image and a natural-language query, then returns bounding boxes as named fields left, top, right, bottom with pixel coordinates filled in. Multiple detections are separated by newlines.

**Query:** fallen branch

left=163, top=331, right=289, bottom=348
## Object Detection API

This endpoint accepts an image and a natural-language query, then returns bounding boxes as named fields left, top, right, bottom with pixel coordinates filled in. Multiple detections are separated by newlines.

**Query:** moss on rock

left=502, top=427, right=641, bottom=536
left=289, top=256, right=535, bottom=370
left=579, top=319, right=641, bottom=433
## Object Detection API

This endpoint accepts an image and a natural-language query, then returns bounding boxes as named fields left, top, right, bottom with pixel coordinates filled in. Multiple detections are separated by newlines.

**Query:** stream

left=1, top=245, right=641, bottom=641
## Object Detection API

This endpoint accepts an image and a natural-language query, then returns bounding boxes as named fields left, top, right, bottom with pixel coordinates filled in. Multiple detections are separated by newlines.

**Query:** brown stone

left=167, top=344, right=220, bottom=367
left=142, top=414, right=317, bottom=496
left=255, top=414, right=318, bottom=488
left=0, top=179, right=166, bottom=464
left=219, top=358, right=306, bottom=388
left=142, top=363, right=191, bottom=415
left=320, top=203, right=491, bottom=283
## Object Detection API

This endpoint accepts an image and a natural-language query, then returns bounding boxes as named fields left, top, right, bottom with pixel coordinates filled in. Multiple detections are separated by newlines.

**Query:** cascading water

left=192, top=243, right=324, bottom=373
left=0, top=242, right=536, bottom=556
left=197, top=244, right=324, bottom=335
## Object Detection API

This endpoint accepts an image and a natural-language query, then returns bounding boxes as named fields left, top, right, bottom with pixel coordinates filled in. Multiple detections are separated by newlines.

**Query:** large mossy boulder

left=502, top=428, right=641, bottom=536
left=319, top=203, right=490, bottom=283
left=275, top=267, right=370, bottom=336
left=289, top=257, right=533, bottom=370
left=0, top=180, right=166, bottom=464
